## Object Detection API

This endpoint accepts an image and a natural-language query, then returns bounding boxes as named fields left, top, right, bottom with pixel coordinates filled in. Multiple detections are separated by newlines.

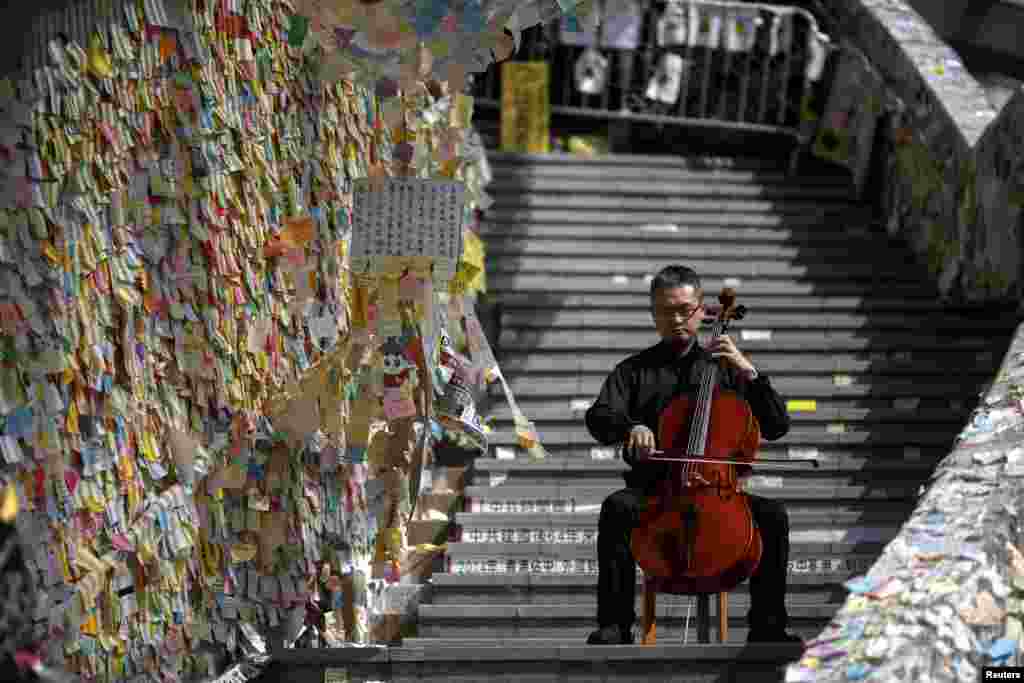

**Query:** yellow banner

left=501, top=62, right=550, bottom=153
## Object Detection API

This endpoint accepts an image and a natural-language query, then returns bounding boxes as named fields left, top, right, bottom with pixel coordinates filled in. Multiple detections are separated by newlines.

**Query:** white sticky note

left=641, top=223, right=678, bottom=232
left=590, top=447, right=617, bottom=460
left=833, top=375, right=853, bottom=387
left=495, top=447, right=516, bottom=460
left=827, top=423, right=846, bottom=434
left=741, top=330, right=772, bottom=341
left=489, top=473, right=508, bottom=487
left=748, top=476, right=784, bottom=489
left=724, top=278, right=742, bottom=288
left=788, top=447, right=819, bottom=459
left=612, top=275, right=629, bottom=285
left=570, top=399, right=592, bottom=411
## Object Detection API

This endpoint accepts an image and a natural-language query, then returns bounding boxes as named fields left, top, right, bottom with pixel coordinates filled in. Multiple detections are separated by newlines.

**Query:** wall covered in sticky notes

left=0, top=0, right=496, bottom=680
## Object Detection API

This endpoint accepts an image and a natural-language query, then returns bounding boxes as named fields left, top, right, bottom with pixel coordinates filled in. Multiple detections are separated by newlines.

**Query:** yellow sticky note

left=88, top=35, right=114, bottom=79
left=0, top=483, right=17, bottom=522
left=787, top=400, right=817, bottom=413
left=230, top=543, right=257, bottom=563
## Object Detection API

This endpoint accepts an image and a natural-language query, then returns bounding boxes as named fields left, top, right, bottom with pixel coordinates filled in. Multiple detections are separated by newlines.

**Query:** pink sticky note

left=383, top=396, right=417, bottom=419
left=285, top=248, right=306, bottom=268
left=398, top=273, right=418, bottom=299
left=111, top=534, right=134, bottom=551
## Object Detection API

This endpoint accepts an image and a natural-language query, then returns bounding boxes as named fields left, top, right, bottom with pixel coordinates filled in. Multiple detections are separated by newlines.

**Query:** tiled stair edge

left=788, top=319, right=1024, bottom=682
left=811, top=0, right=1024, bottom=306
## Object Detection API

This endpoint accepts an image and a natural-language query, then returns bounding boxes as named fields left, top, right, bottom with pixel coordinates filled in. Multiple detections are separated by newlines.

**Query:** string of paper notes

left=289, top=0, right=594, bottom=90
left=0, top=0, right=548, bottom=681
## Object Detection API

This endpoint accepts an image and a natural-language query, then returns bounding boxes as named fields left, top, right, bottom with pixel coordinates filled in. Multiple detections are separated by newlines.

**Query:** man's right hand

left=626, top=425, right=656, bottom=462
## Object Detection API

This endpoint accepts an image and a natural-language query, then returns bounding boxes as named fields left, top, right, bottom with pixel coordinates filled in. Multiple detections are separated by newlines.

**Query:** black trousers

left=596, top=487, right=790, bottom=631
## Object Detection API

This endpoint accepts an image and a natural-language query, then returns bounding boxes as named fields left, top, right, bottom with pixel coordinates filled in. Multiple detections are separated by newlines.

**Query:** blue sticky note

left=990, top=638, right=1017, bottom=660
left=460, top=0, right=485, bottom=33
left=846, top=663, right=871, bottom=680
left=843, top=575, right=878, bottom=594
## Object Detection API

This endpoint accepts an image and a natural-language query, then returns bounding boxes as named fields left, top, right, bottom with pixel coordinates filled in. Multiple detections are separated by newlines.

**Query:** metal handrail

left=473, top=0, right=832, bottom=140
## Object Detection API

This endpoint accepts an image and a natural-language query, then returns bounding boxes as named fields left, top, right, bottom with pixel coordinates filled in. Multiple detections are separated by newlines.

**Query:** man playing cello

left=584, top=265, right=802, bottom=646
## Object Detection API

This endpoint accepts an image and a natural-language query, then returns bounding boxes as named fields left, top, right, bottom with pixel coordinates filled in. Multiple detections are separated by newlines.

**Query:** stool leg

left=696, top=594, right=710, bottom=644
left=717, top=592, right=729, bottom=643
left=640, top=586, right=657, bottom=645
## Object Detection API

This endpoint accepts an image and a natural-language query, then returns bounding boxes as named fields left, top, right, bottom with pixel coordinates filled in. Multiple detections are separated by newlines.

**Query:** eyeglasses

left=654, top=304, right=703, bottom=322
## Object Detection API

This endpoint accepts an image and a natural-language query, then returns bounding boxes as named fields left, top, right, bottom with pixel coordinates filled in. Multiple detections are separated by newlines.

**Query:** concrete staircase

left=393, top=152, right=1017, bottom=681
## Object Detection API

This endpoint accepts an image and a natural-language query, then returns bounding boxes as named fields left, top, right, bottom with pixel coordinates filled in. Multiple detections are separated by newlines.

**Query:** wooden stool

left=639, top=579, right=729, bottom=645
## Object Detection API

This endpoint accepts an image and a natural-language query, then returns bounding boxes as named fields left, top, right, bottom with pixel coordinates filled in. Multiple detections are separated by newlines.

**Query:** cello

left=630, top=288, right=811, bottom=643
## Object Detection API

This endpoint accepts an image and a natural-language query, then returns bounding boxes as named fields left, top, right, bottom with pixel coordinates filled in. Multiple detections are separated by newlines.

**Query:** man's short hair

left=650, top=265, right=703, bottom=302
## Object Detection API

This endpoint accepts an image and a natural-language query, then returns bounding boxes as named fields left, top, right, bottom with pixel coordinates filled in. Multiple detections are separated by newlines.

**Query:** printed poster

left=500, top=61, right=550, bottom=154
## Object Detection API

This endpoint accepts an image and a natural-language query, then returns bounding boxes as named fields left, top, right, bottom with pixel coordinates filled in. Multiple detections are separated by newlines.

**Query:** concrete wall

left=813, top=0, right=1024, bottom=305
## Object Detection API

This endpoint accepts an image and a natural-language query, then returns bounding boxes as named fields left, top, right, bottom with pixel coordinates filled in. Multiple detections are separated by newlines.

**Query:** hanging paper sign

left=811, top=49, right=884, bottom=196
left=350, top=178, right=466, bottom=275
left=688, top=4, right=723, bottom=48
left=560, top=7, right=600, bottom=47
left=500, top=62, right=550, bottom=154
left=495, top=447, right=516, bottom=460
left=601, top=0, right=643, bottom=49
left=574, top=48, right=609, bottom=95
left=724, top=9, right=759, bottom=52
left=656, top=2, right=689, bottom=47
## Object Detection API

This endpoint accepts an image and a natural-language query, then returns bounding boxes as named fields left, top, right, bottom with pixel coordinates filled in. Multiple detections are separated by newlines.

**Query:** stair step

left=486, top=239, right=899, bottom=261
left=490, top=273, right=940, bottom=297
left=483, top=443, right=944, bottom=463
left=488, top=162, right=849, bottom=186
left=471, top=451, right=941, bottom=474
left=463, top=483, right=917, bottom=504
left=488, top=408, right=966, bottom=427
left=496, top=309, right=1011, bottom=332
left=486, top=426, right=958, bottom=451
left=446, top=542, right=884, bottom=565
left=429, top=571, right=853, bottom=592
left=484, top=208, right=859, bottom=226
left=485, top=395, right=972, bottom=420
left=455, top=506, right=914, bottom=530
left=492, top=374, right=987, bottom=400
left=418, top=602, right=838, bottom=623
left=482, top=220, right=875, bottom=240
left=491, top=194, right=860, bottom=214
left=495, top=327, right=998, bottom=351
left=487, top=256, right=917, bottom=281
left=390, top=641, right=808, bottom=681
left=486, top=151, right=799, bottom=173
left=486, top=179, right=853, bottom=199
left=492, top=350, right=998, bottom=375
left=483, top=292, right=990, bottom=314
left=415, top=606, right=837, bottom=642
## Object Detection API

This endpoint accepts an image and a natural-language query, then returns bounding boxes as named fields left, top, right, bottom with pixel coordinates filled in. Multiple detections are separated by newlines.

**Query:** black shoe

left=586, top=624, right=634, bottom=645
left=747, top=629, right=804, bottom=645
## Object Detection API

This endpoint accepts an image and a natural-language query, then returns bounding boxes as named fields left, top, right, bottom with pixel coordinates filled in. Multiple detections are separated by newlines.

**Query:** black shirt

left=584, top=339, right=791, bottom=491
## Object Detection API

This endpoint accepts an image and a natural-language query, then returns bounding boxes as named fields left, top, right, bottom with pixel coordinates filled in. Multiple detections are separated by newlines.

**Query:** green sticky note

left=288, top=15, right=310, bottom=48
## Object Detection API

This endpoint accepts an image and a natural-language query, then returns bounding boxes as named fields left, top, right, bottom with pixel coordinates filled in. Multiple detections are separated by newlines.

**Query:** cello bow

left=637, top=448, right=820, bottom=468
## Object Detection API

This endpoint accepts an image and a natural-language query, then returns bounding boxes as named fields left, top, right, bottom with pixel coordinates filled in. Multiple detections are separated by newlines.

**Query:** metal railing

left=473, top=0, right=830, bottom=140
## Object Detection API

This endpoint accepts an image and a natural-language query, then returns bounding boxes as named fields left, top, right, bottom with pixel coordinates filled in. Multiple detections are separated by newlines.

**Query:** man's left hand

left=708, top=334, right=756, bottom=375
